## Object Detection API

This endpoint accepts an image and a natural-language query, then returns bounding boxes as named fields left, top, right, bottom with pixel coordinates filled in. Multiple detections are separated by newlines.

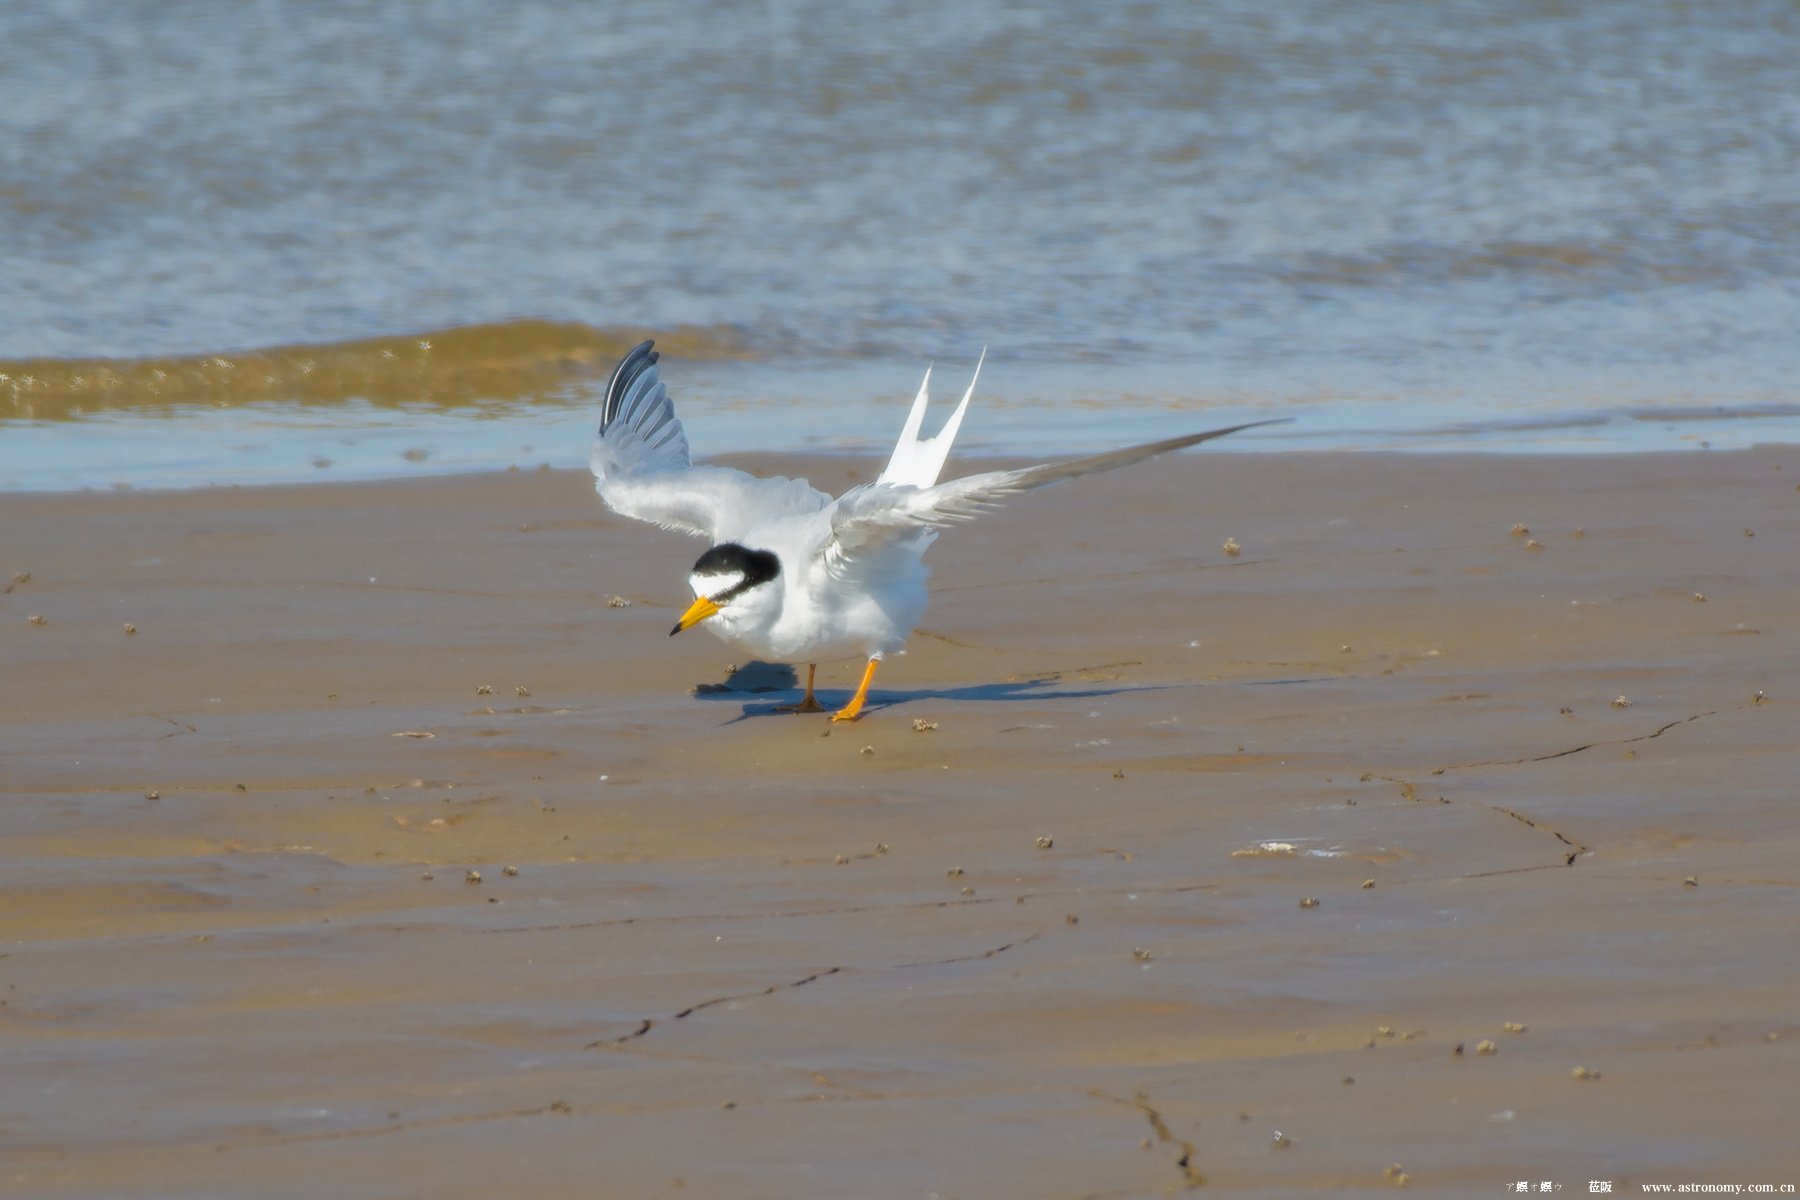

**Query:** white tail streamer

left=877, top=348, right=986, bottom=489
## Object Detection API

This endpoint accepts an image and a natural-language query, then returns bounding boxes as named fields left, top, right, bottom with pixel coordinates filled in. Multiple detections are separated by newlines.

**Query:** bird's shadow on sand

left=693, top=660, right=1167, bottom=724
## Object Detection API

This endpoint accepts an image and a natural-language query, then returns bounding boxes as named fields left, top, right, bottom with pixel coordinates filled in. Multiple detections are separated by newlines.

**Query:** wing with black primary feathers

left=590, top=340, right=832, bottom=541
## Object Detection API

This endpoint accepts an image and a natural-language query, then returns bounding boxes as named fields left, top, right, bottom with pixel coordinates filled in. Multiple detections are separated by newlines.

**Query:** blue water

left=4, top=0, right=1799, bottom=489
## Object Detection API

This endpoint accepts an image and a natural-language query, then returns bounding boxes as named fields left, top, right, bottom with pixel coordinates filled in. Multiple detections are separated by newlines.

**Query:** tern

left=591, top=340, right=1281, bottom=722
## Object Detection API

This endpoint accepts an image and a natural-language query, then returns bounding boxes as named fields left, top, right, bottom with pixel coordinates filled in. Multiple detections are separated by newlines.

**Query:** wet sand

left=3, top=449, right=1796, bottom=1197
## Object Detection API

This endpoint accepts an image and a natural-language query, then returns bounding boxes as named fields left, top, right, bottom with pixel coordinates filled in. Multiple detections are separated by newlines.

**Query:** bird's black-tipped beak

left=670, top=595, right=721, bottom=636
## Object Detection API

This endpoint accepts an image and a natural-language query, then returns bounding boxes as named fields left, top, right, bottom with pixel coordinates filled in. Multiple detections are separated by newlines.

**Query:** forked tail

left=877, top=348, right=986, bottom=488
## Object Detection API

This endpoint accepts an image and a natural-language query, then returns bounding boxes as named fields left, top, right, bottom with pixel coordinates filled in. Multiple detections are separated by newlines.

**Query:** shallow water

left=5, top=0, right=1799, bottom=487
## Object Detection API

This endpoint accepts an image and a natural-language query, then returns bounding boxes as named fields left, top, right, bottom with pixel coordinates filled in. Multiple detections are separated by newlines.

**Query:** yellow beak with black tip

left=670, top=595, right=720, bottom=636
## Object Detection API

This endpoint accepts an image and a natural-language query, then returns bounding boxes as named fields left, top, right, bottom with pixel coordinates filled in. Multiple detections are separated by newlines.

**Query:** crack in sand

left=1088, top=1088, right=1205, bottom=1189
left=1458, top=861, right=1584, bottom=881
left=890, top=930, right=1042, bottom=969
left=590, top=966, right=844, bottom=1048
left=1363, top=773, right=1588, bottom=869
left=1430, top=708, right=1721, bottom=773
left=671, top=966, right=840, bottom=1021
left=589, top=933, right=1041, bottom=1049
left=1493, top=804, right=1586, bottom=865
left=1358, top=707, right=1737, bottom=874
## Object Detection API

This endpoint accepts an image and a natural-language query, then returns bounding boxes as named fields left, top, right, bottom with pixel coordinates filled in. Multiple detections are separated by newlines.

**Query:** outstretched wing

left=827, top=419, right=1288, bottom=564
left=590, top=340, right=831, bottom=540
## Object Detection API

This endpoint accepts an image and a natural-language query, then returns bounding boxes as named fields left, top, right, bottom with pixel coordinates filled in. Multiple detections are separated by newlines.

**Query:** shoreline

left=4, top=447, right=1796, bottom=1194
left=5, top=380, right=1798, bottom=495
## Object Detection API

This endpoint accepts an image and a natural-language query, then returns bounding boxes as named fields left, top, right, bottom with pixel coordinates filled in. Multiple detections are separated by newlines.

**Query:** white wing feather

left=590, top=341, right=831, bottom=541
left=829, top=419, right=1288, bottom=564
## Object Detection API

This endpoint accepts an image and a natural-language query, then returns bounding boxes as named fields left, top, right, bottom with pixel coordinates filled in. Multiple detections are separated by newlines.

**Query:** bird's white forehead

left=691, top=569, right=744, bottom=599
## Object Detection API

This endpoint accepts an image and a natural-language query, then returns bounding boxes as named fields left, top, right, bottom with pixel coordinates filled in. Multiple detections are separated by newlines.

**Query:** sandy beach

left=3, top=447, right=1796, bottom=1197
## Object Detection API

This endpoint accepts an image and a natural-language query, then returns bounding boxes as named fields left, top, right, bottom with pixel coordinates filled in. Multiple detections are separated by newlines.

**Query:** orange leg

left=830, top=657, right=881, bottom=722
left=776, top=664, right=824, bottom=714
